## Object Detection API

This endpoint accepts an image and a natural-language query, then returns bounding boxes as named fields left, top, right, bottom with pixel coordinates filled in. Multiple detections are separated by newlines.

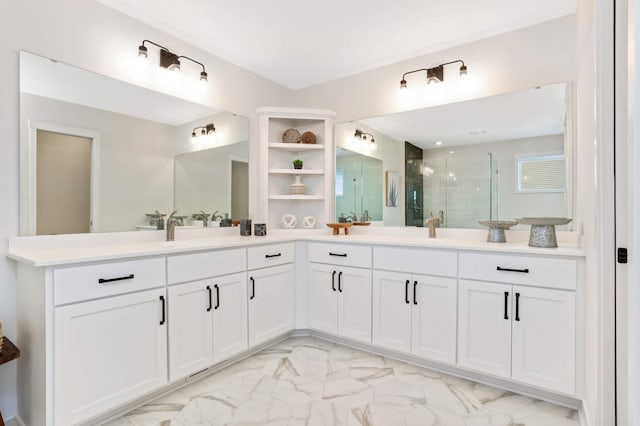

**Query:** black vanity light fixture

left=191, top=123, right=216, bottom=142
left=399, top=59, right=467, bottom=90
left=353, top=129, right=378, bottom=151
left=138, top=39, right=208, bottom=82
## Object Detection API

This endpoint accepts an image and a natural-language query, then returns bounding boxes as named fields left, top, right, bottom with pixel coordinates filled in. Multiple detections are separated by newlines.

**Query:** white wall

left=0, top=0, right=292, bottom=419
left=291, top=16, right=576, bottom=123
left=21, top=93, right=176, bottom=232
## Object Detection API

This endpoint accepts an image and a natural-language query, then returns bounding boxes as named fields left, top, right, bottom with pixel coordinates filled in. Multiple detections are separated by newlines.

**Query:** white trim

left=23, top=120, right=101, bottom=235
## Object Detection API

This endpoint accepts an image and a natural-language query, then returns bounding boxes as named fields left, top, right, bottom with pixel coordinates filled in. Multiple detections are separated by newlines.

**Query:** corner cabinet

left=256, top=107, right=336, bottom=230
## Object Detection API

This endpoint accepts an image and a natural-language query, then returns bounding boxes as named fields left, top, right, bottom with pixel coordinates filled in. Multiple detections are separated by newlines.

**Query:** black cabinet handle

left=331, top=270, right=337, bottom=291
left=338, top=271, right=343, bottom=293
left=405, top=280, right=410, bottom=304
left=496, top=266, right=529, bottom=274
left=265, top=253, right=282, bottom=258
left=329, top=252, right=347, bottom=257
left=99, top=273, right=134, bottom=284
left=413, top=281, right=418, bottom=305
left=515, top=292, right=520, bottom=321
left=159, top=295, right=166, bottom=325
left=250, top=277, right=255, bottom=300
left=503, top=291, right=509, bottom=320
left=214, top=284, right=220, bottom=310
left=206, top=285, right=212, bottom=312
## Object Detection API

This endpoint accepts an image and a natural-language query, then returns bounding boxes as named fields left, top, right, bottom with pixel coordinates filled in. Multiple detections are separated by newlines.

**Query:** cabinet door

left=337, top=266, right=372, bottom=343
left=213, top=272, right=248, bottom=362
left=411, top=274, right=457, bottom=364
left=54, top=288, right=168, bottom=426
left=458, top=279, right=512, bottom=378
left=511, top=286, right=575, bottom=394
left=248, top=263, right=295, bottom=346
left=372, top=271, right=412, bottom=352
left=168, top=280, right=214, bottom=381
left=308, top=263, right=338, bottom=335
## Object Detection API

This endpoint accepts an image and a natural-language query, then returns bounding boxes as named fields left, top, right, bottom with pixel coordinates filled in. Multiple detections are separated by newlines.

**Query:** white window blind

left=517, top=155, right=565, bottom=192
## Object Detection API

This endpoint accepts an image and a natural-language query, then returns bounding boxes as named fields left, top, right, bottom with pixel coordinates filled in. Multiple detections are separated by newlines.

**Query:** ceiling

left=360, top=83, right=567, bottom=149
left=97, top=0, right=576, bottom=90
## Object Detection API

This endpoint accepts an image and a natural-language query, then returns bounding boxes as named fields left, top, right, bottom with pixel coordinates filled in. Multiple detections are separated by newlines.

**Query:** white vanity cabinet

left=51, top=258, right=168, bottom=426
left=372, top=247, right=458, bottom=364
left=458, top=252, right=577, bottom=394
left=167, top=249, right=248, bottom=381
left=247, top=243, right=296, bottom=346
left=307, top=242, right=373, bottom=343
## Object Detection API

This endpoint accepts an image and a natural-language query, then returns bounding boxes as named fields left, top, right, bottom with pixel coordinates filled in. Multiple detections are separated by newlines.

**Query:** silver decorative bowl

left=478, top=220, right=519, bottom=243
left=516, top=217, right=573, bottom=248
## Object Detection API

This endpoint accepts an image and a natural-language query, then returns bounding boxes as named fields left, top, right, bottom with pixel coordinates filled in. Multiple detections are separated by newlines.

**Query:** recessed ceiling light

left=434, top=141, right=443, bottom=146
left=449, top=151, right=455, bottom=154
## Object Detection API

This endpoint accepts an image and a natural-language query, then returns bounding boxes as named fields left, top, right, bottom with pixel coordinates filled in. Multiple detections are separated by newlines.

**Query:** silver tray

left=516, top=217, right=572, bottom=226
left=478, top=220, right=519, bottom=229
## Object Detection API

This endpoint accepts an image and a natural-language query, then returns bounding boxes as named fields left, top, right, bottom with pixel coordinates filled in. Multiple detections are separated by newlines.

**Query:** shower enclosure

left=419, top=149, right=499, bottom=228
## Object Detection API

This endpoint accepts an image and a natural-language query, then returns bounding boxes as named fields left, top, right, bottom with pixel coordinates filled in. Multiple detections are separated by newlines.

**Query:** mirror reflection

left=19, top=51, right=249, bottom=235
left=336, top=83, right=570, bottom=229
left=335, top=147, right=383, bottom=223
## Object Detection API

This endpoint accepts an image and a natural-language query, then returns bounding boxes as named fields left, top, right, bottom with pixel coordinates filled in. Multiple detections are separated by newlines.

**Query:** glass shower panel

left=422, top=149, right=495, bottom=228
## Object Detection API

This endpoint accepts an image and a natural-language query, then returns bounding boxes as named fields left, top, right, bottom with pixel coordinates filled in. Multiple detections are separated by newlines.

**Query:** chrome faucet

left=360, top=209, right=371, bottom=222
left=426, top=210, right=443, bottom=239
left=166, top=210, right=178, bottom=241
left=349, top=212, right=358, bottom=222
left=192, top=211, right=210, bottom=227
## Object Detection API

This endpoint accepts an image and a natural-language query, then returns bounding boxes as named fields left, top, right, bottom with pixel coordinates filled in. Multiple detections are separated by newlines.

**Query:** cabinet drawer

left=374, top=246, right=457, bottom=277
left=248, top=243, right=295, bottom=270
left=168, top=248, right=246, bottom=284
left=308, top=243, right=371, bottom=268
left=54, top=257, right=166, bottom=305
left=459, top=252, right=576, bottom=290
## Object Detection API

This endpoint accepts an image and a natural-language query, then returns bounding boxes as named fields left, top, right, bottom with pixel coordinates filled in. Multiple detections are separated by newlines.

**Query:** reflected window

left=517, top=155, right=565, bottom=192
left=336, top=169, right=344, bottom=197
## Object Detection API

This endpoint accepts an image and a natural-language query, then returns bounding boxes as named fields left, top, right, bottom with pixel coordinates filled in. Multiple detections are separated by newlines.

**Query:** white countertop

left=7, top=227, right=585, bottom=267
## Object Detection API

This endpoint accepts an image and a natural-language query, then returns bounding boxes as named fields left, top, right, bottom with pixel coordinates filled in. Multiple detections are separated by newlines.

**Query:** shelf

left=269, top=143, right=324, bottom=152
left=269, top=169, right=324, bottom=175
left=269, top=195, right=325, bottom=200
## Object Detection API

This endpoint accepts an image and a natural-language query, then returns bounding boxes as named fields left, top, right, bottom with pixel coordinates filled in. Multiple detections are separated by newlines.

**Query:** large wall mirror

left=335, top=83, right=572, bottom=229
left=19, top=51, right=249, bottom=235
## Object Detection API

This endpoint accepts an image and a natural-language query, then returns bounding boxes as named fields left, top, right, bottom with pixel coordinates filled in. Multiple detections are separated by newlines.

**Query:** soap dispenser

left=240, top=213, right=252, bottom=236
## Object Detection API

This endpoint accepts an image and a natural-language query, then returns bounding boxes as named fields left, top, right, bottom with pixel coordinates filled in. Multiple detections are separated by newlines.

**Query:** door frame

left=22, top=120, right=101, bottom=234
left=228, top=154, right=248, bottom=219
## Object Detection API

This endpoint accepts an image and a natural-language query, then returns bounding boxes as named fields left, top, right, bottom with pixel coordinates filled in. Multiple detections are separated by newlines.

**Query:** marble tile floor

left=105, top=337, right=579, bottom=426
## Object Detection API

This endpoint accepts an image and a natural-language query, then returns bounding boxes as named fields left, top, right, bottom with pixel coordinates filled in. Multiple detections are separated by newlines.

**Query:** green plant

left=293, top=159, right=303, bottom=169
left=388, top=179, right=398, bottom=207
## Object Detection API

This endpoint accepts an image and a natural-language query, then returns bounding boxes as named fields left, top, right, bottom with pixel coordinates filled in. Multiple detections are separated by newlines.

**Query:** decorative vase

left=290, top=175, right=306, bottom=195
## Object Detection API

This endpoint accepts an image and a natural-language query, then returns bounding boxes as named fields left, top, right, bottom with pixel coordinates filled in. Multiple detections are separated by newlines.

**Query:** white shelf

left=269, top=143, right=324, bottom=152
left=269, top=169, right=324, bottom=175
left=269, top=195, right=325, bottom=200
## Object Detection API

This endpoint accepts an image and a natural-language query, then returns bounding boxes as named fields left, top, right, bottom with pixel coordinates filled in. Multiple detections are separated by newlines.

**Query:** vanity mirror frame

left=334, top=82, right=575, bottom=230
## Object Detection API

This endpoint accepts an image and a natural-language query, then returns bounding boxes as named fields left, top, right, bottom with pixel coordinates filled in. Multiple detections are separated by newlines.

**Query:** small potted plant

left=293, top=159, right=303, bottom=170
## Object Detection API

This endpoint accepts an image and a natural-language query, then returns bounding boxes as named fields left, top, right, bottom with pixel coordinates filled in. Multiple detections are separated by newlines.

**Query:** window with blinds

left=516, top=155, right=565, bottom=192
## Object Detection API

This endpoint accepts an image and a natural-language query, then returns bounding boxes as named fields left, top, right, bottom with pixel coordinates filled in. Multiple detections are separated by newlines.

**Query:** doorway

left=22, top=120, right=100, bottom=235
left=231, top=160, right=249, bottom=220
left=36, top=130, right=91, bottom=234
